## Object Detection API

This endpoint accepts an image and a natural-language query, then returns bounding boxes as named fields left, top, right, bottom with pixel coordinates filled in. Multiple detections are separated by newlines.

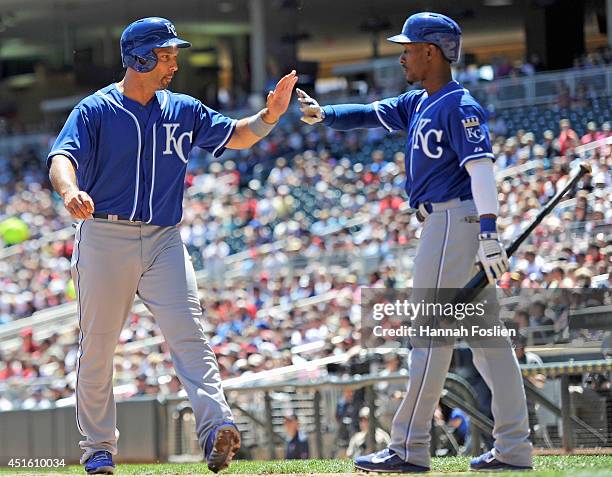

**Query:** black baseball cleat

left=354, top=448, right=430, bottom=473
left=470, top=450, right=533, bottom=472
left=204, top=421, right=241, bottom=473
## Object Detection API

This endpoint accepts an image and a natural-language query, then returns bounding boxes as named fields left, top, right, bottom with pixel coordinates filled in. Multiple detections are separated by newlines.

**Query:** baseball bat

left=455, top=161, right=592, bottom=303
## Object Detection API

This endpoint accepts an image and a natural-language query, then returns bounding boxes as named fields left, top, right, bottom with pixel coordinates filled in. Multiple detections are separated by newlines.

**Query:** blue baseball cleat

left=84, top=451, right=115, bottom=475
left=354, top=448, right=430, bottom=473
left=204, top=421, right=241, bottom=473
left=470, top=450, right=533, bottom=472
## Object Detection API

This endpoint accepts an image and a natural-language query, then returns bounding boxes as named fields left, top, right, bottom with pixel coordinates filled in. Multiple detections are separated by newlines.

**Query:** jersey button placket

left=137, top=120, right=150, bottom=222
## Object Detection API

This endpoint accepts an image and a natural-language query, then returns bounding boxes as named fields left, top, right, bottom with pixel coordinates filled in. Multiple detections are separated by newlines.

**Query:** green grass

left=0, top=456, right=611, bottom=475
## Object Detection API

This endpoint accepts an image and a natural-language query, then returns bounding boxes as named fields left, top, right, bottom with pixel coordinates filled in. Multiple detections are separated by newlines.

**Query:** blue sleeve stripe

left=48, top=149, right=79, bottom=170
left=372, top=101, right=393, bottom=132
left=459, top=152, right=495, bottom=167
left=212, top=119, right=237, bottom=157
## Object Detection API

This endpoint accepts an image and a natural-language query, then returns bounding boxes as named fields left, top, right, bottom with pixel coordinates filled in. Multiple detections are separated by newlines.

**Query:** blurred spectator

left=346, top=406, right=390, bottom=458
left=528, top=296, right=555, bottom=345
left=446, top=407, right=470, bottom=449
left=488, top=110, right=508, bottom=138
left=556, top=84, right=572, bottom=109
left=434, top=404, right=471, bottom=455
left=495, top=57, right=515, bottom=78
left=376, top=353, right=406, bottom=431
left=134, top=374, right=148, bottom=397
left=0, top=392, right=13, bottom=411
left=336, top=388, right=362, bottom=450
left=284, top=413, right=310, bottom=459
left=541, top=130, right=557, bottom=158
left=557, top=119, right=579, bottom=156
left=22, top=386, right=52, bottom=410
left=514, top=335, right=544, bottom=367
left=581, top=122, right=601, bottom=145
left=20, top=328, right=39, bottom=353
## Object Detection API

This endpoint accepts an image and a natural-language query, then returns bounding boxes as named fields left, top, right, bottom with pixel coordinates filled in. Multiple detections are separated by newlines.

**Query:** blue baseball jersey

left=323, top=81, right=495, bottom=208
left=48, top=84, right=236, bottom=226
left=374, top=80, right=493, bottom=208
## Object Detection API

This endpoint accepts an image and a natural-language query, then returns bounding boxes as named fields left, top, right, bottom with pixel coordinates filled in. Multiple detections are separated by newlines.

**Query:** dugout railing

left=180, top=359, right=612, bottom=460
left=2, top=359, right=611, bottom=464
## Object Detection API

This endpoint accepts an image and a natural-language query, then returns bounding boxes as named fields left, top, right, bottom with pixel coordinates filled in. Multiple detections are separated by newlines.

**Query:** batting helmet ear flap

left=123, top=50, right=158, bottom=73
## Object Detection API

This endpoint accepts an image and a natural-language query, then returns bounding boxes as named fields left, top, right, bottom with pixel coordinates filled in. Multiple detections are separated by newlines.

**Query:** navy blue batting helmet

left=120, top=17, right=191, bottom=73
left=388, top=12, right=461, bottom=63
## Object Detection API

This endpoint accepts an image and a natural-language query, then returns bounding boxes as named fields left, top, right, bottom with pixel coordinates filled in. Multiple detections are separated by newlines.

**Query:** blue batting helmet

left=388, top=12, right=462, bottom=63
left=120, top=17, right=191, bottom=73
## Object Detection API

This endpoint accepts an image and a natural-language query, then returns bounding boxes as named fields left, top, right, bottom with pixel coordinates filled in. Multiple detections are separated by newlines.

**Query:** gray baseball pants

left=71, top=218, right=232, bottom=462
left=389, top=199, right=532, bottom=467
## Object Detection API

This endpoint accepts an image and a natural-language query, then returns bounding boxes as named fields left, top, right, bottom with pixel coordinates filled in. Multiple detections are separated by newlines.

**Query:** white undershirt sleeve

left=465, top=158, right=499, bottom=216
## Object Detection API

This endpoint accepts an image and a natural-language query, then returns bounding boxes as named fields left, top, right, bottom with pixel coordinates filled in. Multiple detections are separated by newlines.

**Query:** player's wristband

left=479, top=216, right=497, bottom=234
left=247, top=110, right=278, bottom=137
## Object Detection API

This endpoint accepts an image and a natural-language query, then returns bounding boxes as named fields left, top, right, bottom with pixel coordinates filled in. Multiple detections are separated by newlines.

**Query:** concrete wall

left=0, top=397, right=166, bottom=464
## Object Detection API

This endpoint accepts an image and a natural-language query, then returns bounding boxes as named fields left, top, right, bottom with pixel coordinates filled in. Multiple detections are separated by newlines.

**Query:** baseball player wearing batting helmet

left=48, top=17, right=297, bottom=475
left=297, top=12, right=532, bottom=473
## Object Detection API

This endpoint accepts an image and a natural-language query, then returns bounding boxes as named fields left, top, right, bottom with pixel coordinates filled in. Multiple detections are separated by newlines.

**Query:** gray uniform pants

left=389, top=199, right=532, bottom=467
left=71, top=218, right=232, bottom=462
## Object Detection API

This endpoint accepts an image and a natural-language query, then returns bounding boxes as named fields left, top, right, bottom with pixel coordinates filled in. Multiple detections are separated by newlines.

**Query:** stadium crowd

left=1, top=113, right=610, bottom=409
left=0, top=57, right=611, bottom=416
left=449, top=47, right=612, bottom=86
left=1, top=114, right=610, bottom=323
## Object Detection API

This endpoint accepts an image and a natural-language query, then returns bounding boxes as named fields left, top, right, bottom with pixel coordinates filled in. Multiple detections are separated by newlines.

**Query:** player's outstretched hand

left=296, top=88, right=325, bottom=125
left=477, top=233, right=509, bottom=285
left=265, top=70, right=298, bottom=122
left=63, top=188, right=95, bottom=220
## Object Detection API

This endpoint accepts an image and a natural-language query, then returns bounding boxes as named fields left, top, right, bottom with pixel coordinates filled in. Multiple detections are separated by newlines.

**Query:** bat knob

left=578, top=162, right=592, bottom=174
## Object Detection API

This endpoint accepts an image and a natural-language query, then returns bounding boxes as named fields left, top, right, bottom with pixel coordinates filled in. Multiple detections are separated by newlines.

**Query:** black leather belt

left=93, top=213, right=133, bottom=221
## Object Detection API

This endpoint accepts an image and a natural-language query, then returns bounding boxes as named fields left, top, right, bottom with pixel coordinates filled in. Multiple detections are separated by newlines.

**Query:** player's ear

left=425, top=44, right=434, bottom=61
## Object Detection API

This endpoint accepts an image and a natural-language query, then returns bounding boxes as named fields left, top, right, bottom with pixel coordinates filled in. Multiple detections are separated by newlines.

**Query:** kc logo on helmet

left=462, top=116, right=484, bottom=143
left=165, top=22, right=177, bottom=36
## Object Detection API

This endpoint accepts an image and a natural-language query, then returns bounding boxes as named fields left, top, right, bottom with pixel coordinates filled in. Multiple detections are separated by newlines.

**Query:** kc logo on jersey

left=163, top=123, right=193, bottom=163
left=414, top=118, right=443, bottom=159
left=462, top=116, right=484, bottom=143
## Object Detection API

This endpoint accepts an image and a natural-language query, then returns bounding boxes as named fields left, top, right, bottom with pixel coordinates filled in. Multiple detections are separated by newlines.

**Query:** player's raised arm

left=225, top=70, right=298, bottom=149
left=296, top=88, right=410, bottom=131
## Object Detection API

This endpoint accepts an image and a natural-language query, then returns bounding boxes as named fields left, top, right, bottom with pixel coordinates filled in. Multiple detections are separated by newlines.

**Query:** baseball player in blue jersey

left=298, top=12, right=533, bottom=473
left=48, top=17, right=297, bottom=475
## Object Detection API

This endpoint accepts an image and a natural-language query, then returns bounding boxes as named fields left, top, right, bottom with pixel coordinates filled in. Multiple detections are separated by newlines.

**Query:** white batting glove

left=477, top=233, right=510, bottom=285
left=296, top=88, right=325, bottom=125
